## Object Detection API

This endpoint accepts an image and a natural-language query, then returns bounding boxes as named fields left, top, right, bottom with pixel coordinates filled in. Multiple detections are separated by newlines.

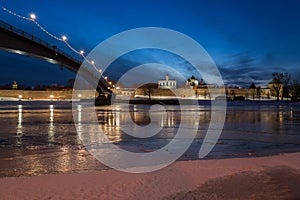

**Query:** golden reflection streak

left=16, top=105, right=23, bottom=145
left=76, top=105, right=83, bottom=143
left=48, top=105, right=55, bottom=142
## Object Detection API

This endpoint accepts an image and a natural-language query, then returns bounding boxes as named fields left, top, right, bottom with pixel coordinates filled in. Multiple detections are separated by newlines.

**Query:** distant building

left=186, top=76, right=198, bottom=89
left=117, top=88, right=136, bottom=97
left=12, top=81, right=18, bottom=90
left=158, top=74, right=176, bottom=89
left=198, top=79, right=208, bottom=88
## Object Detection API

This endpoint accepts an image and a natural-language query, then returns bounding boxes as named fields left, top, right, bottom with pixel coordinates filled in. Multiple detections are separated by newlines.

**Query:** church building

left=158, top=74, right=176, bottom=89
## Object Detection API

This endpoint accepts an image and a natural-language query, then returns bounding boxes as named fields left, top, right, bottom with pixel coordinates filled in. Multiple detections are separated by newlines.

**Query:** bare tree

left=251, top=89, right=256, bottom=100
left=256, top=86, right=261, bottom=99
left=271, top=72, right=284, bottom=101
left=143, top=88, right=153, bottom=101
left=195, top=89, right=199, bottom=97
left=245, top=92, right=249, bottom=100
left=281, top=72, right=291, bottom=101
left=290, top=80, right=300, bottom=101
left=249, top=83, right=256, bottom=100
left=230, top=90, right=236, bottom=98
left=203, top=90, right=207, bottom=99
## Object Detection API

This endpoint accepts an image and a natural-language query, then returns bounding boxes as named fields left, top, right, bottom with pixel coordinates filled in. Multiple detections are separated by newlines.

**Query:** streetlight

left=91, top=60, right=95, bottom=65
left=80, top=50, right=84, bottom=55
left=62, top=35, right=67, bottom=41
left=30, top=13, right=36, bottom=20
left=30, top=13, right=36, bottom=37
left=99, top=69, right=102, bottom=74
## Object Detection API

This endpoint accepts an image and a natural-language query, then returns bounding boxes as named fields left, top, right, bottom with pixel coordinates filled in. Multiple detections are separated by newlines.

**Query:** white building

left=158, top=74, right=176, bottom=89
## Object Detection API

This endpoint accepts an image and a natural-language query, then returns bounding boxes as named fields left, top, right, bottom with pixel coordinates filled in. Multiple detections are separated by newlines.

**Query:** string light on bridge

left=30, top=13, right=36, bottom=20
left=91, top=60, right=103, bottom=74
left=29, top=13, right=36, bottom=35
left=91, top=61, right=105, bottom=78
left=62, top=35, right=67, bottom=41
left=1, top=6, right=109, bottom=83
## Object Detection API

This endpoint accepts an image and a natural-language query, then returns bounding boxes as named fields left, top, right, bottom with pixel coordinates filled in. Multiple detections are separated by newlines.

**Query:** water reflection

left=12, top=104, right=300, bottom=148
left=48, top=105, right=55, bottom=142
left=76, top=105, right=83, bottom=144
left=164, top=112, right=176, bottom=127
left=101, top=110, right=122, bottom=143
left=98, top=106, right=196, bottom=143
left=223, top=106, right=300, bottom=136
left=290, top=107, right=294, bottom=120
left=1, top=103, right=300, bottom=177
left=16, top=105, right=23, bottom=145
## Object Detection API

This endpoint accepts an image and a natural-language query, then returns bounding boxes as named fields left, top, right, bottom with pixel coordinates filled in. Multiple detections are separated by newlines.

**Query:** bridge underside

left=0, top=23, right=112, bottom=97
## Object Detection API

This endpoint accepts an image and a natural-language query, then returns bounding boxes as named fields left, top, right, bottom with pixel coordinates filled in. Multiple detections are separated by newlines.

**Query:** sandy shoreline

left=0, top=152, right=299, bottom=200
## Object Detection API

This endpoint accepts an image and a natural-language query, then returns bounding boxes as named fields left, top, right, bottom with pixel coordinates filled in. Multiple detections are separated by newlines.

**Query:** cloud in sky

left=103, top=49, right=199, bottom=87
left=103, top=48, right=300, bottom=88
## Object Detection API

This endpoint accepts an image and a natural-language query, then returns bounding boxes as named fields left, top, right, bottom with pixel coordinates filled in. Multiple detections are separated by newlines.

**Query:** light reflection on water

left=94, top=105, right=185, bottom=143
left=0, top=102, right=299, bottom=177
left=48, top=105, right=55, bottom=142
left=16, top=105, right=23, bottom=145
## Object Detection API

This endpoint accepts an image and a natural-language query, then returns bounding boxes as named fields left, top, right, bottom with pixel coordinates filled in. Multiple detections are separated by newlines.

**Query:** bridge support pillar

left=95, top=93, right=115, bottom=105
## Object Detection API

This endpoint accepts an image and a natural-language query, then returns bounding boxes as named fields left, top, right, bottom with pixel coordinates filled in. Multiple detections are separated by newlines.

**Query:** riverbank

left=113, top=98, right=300, bottom=106
left=0, top=89, right=96, bottom=100
left=0, top=152, right=299, bottom=199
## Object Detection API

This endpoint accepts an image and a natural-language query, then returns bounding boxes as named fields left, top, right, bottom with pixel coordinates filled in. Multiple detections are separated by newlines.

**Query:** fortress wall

left=0, top=90, right=97, bottom=100
left=134, top=88, right=271, bottom=99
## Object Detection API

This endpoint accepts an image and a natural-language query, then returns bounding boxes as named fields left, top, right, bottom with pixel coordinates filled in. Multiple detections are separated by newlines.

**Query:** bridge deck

left=0, top=20, right=112, bottom=96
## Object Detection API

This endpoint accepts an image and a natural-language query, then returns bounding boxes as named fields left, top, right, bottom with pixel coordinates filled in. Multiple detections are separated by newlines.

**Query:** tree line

left=271, top=72, right=300, bottom=101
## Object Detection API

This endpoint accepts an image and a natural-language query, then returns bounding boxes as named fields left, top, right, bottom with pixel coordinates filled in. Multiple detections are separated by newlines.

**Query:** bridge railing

left=0, top=20, right=82, bottom=65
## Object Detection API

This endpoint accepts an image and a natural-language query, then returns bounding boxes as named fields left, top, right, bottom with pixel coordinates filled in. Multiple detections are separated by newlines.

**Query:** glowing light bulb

left=62, top=35, right=67, bottom=41
left=80, top=50, right=84, bottom=55
left=91, top=61, right=95, bottom=64
left=30, top=13, right=36, bottom=20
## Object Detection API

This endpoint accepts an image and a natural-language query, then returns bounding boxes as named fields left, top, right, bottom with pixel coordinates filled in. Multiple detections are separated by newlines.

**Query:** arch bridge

left=0, top=20, right=112, bottom=103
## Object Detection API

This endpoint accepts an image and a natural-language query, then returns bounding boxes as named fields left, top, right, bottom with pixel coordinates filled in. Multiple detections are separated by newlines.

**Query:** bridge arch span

left=0, top=20, right=112, bottom=97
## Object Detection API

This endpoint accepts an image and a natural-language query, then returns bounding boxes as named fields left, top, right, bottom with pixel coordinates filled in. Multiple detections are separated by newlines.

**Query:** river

left=0, top=101, right=299, bottom=177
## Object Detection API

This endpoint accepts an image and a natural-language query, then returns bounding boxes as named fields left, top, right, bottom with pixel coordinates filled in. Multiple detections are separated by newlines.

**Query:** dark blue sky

left=0, top=0, right=300, bottom=87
